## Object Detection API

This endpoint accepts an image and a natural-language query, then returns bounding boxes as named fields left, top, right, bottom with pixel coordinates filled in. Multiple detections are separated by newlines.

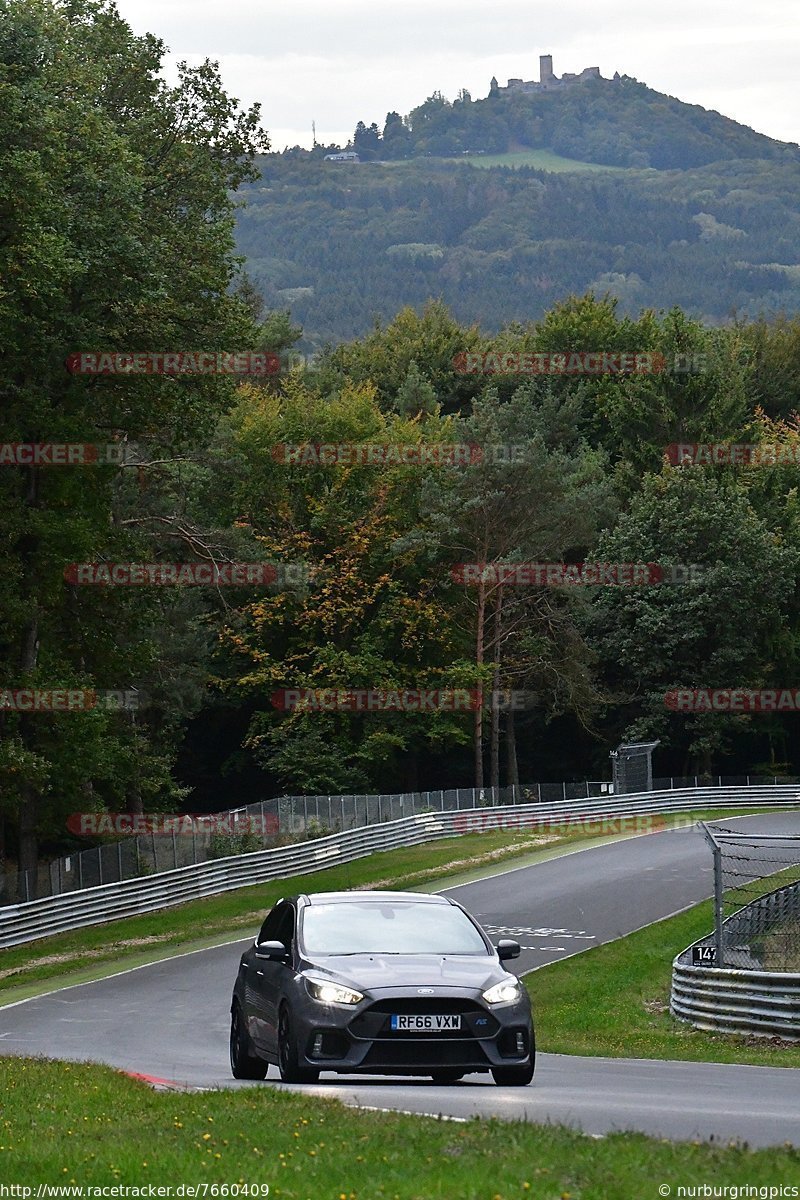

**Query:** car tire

left=491, top=1062, right=534, bottom=1086
left=491, top=1035, right=535, bottom=1086
left=277, top=1005, right=320, bottom=1084
left=430, top=1071, right=464, bottom=1084
left=230, top=1003, right=268, bottom=1080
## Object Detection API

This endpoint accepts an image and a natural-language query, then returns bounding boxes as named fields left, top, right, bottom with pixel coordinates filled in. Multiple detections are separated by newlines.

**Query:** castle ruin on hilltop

left=490, top=54, right=616, bottom=97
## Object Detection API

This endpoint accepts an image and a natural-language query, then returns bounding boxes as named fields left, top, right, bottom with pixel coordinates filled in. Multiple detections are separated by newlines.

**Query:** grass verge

left=528, top=896, right=800, bottom=1068
left=0, top=1057, right=797, bottom=1195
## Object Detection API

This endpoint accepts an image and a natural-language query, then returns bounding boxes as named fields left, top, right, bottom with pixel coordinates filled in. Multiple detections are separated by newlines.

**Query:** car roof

left=297, top=891, right=451, bottom=905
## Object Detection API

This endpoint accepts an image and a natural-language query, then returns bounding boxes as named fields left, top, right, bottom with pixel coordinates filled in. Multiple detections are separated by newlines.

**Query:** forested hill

left=235, top=153, right=800, bottom=350
left=351, top=75, right=798, bottom=170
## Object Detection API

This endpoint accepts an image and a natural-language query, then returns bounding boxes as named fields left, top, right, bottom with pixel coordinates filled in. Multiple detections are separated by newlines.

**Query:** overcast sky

left=119, top=0, right=798, bottom=151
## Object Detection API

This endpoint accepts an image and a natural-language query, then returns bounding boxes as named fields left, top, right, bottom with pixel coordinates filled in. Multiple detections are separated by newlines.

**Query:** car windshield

left=300, top=901, right=490, bottom=956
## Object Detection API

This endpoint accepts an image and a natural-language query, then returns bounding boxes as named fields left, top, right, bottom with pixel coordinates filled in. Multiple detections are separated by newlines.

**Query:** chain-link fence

left=2, top=773, right=797, bottom=906
left=1, top=781, right=607, bottom=904
left=699, top=822, right=800, bottom=969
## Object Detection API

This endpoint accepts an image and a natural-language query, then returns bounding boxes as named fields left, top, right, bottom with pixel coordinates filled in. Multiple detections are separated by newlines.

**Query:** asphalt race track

left=1, top=813, right=799, bottom=1146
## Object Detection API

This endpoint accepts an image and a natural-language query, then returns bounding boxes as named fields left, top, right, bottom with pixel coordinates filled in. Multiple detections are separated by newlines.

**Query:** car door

left=252, top=903, right=296, bottom=1057
left=245, top=905, right=285, bottom=1051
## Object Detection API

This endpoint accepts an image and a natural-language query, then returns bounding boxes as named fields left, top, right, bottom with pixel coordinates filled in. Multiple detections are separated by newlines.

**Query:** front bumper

left=291, top=988, right=534, bottom=1075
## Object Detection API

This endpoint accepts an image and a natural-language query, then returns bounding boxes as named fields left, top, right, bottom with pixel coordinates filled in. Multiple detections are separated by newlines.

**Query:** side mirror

left=255, top=939, right=289, bottom=960
left=497, top=939, right=520, bottom=961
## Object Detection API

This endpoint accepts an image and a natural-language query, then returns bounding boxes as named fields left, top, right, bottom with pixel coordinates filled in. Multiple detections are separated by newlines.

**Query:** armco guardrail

left=671, top=961, right=800, bottom=1040
left=671, top=879, right=800, bottom=1039
left=671, top=960, right=800, bottom=1039
left=1, top=784, right=798, bottom=950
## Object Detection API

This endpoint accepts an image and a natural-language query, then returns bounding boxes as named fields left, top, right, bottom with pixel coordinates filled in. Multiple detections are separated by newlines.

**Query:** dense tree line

left=3, top=0, right=800, bottom=893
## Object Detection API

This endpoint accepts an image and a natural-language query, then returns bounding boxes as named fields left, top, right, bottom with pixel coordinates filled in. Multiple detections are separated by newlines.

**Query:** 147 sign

left=692, top=945, right=717, bottom=965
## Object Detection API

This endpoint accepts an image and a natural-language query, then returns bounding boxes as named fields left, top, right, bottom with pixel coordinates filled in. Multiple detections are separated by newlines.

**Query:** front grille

left=361, top=1040, right=490, bottom=1068
left=350, top=998, right=498, bottom=1041
left=366, top=999, right=478, bottom=1015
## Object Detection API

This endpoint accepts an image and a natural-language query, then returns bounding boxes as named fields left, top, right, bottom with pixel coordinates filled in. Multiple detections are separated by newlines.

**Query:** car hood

left=302, top=953, right=510, bottom=993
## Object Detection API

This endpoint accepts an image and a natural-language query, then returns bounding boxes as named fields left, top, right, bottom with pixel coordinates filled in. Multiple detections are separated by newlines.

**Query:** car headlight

left=482, top=980, right=521, bottom=1005
left=306, top=979, right=364, bottom=1005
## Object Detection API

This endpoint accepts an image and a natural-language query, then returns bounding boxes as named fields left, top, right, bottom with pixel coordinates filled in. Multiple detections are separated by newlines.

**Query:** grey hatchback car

left=229, top=890, right=535, bottom=1086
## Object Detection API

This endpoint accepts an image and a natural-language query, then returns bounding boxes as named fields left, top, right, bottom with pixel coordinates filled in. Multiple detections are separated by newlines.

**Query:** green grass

left=0, top=1057, right=797, bottom=1194
left=445, top=148, right=630, bottom=173
left=528, top=896, right=800, bottom=1068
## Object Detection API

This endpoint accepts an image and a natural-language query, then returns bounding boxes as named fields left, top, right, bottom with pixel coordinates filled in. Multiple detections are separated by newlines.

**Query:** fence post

left=700, top=822, right=725, bottom=969
left=713, top=839, right=725, bottom=968
left=98, top=846, right=103, bottom=886
left=78, top=853, right=83, bottom=890
left=118, top=841, right=123, bottom=882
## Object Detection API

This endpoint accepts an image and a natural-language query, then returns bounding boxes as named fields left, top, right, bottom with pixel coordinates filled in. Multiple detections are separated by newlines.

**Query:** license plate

left=390, top=1014, right=461, bottom=1031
